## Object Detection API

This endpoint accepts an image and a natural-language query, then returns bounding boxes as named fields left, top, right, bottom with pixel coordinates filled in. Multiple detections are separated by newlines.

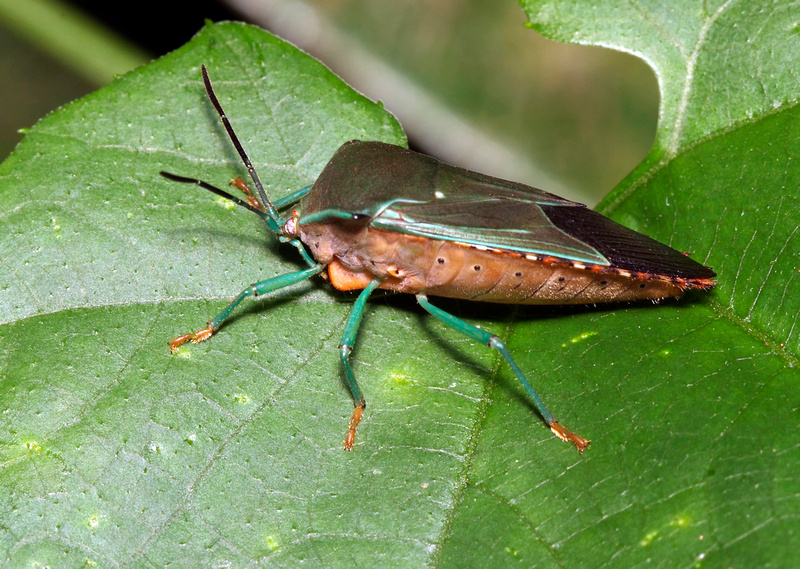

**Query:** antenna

left=200, top=65, right=281, bottom=226
left=158, top=171, right=267, bottom=219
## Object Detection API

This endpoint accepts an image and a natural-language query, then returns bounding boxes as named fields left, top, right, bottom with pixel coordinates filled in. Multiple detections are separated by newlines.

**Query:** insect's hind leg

left=170, top=264, right=324, bottom=353
left=416, top=294, right=589, bottom=452
left=338, top=278, right=383, bottom=450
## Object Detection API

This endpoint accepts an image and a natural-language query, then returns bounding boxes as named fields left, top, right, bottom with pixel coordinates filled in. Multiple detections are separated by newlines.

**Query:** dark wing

left=539, top=204, right=716, bottom=279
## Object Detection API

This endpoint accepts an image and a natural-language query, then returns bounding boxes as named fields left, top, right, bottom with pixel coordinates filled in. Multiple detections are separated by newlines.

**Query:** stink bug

left=162, top=66, right=716, bottom=452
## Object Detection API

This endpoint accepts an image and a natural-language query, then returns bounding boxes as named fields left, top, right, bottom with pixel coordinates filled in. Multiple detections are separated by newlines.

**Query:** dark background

left=0, top=0, right=241, bottom=161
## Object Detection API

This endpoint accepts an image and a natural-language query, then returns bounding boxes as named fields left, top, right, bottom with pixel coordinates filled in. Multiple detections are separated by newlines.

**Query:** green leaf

left=1, top=9, right=798, bottom=569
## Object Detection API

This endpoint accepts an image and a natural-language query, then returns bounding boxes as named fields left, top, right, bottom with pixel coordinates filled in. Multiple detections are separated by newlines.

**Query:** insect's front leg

left=338, top=278, right=383, bottom=449
left=169, top=265, right=324, bottom=353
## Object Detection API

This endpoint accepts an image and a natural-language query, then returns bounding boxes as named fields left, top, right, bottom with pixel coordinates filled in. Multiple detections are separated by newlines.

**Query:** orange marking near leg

left=327, top=260, right=374, bottom=291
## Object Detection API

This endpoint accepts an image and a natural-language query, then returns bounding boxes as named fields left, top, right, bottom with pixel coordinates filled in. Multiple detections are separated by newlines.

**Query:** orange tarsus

left=169, top=326, right=215, bottom=354
left=169, top=334, right=194, bottom=353
left=344, top=404, right=365, bottom=450
left=550, top=421, right=591, bottom=453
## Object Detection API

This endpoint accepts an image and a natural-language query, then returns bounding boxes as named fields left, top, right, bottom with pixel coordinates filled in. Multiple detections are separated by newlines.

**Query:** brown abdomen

left=302, top=224, right=712, bottom=304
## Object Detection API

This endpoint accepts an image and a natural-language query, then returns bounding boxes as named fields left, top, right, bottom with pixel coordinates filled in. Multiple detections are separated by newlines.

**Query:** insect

left=162, top=66, right=716, bottom=452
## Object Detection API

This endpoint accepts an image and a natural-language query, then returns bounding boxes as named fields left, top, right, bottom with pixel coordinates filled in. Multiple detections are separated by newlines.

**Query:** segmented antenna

left=201, top=65, right=280, bottom=225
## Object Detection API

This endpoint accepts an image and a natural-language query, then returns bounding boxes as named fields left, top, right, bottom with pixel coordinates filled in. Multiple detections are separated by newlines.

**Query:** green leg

left=273, top=185, right=312, bottom=210
left=416, top=294, right=589, bottom=452
left=170, top=264, right=324, bottom=352
left=339, top=278, right=383, bottom=449
left=287, top=238, right=318, bottom=268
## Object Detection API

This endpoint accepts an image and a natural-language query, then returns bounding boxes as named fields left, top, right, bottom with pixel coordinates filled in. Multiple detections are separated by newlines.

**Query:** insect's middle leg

left=416, top=294, right=589, bottom=452
left=170, top=264, right=324, bottom=352
left=339, top=278, right=383, bottom=450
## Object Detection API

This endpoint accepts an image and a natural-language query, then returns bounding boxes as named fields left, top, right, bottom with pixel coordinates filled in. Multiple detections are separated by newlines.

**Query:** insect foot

left=344, top=404, right=365, bottom=450
left=550, top=422, right=590, bottom=453
left=169, top=326, right=215, bottom=353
